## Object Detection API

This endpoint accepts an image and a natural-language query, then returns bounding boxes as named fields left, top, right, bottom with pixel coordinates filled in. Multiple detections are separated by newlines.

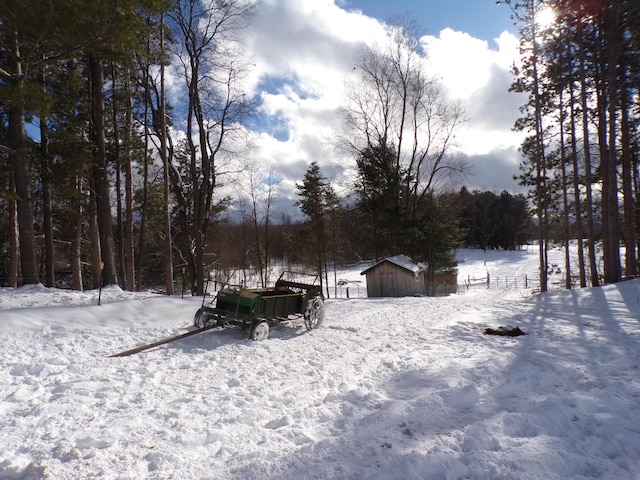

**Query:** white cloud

left=422, top=28, right=496, bottom=99
left=243, top=0, right=383, bottom=98
left=420, top=28, right=525, bottom=155
left=225, top=0, right=528, bottom=212
left=464, top=147, right=525, bottom=194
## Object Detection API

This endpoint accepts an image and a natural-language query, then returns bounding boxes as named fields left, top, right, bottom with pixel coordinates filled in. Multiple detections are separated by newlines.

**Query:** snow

left=2, top=248, right=640, bottom=479
left=360, top=255, right=423, bottom=275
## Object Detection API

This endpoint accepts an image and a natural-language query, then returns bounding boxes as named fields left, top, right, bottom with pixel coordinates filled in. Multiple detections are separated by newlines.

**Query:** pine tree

left=296, top=161, right=337, bottom=297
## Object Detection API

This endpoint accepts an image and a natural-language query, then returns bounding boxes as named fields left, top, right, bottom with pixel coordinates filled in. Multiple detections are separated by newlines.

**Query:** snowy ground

left=1, top=248, right=640, bottom=479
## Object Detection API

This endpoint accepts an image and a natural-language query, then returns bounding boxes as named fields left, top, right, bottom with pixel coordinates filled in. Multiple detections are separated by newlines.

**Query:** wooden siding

left=364, top=259, right=458, bottom=297
left=365, top=261, right=423, bottom=297
left=428, top=273, right=458, bottom=296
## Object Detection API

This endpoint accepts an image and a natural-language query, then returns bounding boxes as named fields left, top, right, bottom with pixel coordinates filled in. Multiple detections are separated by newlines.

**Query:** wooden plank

left=108, top=323, right=219, bottom=358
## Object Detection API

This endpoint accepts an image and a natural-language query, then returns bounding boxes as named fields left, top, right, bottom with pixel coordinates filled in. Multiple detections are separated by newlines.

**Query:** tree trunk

left=40, top=67, right=55, bottom=287
left=189, top=77, right=210, bottom=296
left=533, top=60, right=548, bottom=291
left=160, top=14, right=175, bottom=295
left=602, top=7, right=622, bottom=284
left=111, top=63, right=127, bottom=289
left=569, top=80, right=586, bottom=287
left=620, top=70, right=636, bottom=277
left=89, top=54, right=118, bottom=286
left=71, top=177, right=84, bottom=291
left=124, top=71, right=136, bottom=290
left=252, top=207, right=265, bottom=287
left=7, top=31, right=39, bottom=285
left=136, top=58, right=151, bottom=292
left=559, top=92, right=571, bottom=289
left=579, top=30, right=599, bottom=287
left=88, top=184, right=102, bottom=289
left=8, top=167, right=19, bottom=288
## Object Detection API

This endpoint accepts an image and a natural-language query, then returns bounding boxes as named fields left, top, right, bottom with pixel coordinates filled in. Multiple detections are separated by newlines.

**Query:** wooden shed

left=360, top=255, right=425, bottom=297
left=360, top=255, right=458, bottom=297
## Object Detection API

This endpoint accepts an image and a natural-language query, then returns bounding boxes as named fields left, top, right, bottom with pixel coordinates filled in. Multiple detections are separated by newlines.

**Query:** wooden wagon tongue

left=108, top=323, right=219, bottom=358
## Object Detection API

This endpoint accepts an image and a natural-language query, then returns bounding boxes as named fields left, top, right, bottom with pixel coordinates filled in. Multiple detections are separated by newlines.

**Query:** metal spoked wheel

left=250, top=320, right=270, bottom=341
left=304, top=297, right=325, bottom=330
left=193, top=307, right=208, bottom=328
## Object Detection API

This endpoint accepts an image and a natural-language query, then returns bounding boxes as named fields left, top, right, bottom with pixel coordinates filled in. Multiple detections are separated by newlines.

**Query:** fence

left=460, top=273, right=539, bottom=291
left=330, top=283, right=367, bottom=299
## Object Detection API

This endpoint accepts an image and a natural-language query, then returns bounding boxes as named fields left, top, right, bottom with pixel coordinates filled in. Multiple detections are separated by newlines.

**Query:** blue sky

left=345, top=0, right=516, bottom=45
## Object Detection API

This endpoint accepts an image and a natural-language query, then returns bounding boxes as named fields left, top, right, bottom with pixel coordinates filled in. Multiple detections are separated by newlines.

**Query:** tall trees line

left=506, top=0, right=640, bottom=290
left=1, top=3, right=530, bottom=295
left=0, top=0, right=254, bottom=293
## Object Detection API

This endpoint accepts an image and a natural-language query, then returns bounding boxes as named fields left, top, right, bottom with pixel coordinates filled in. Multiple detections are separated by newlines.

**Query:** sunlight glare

left=537, top=5, right=556, bottom=29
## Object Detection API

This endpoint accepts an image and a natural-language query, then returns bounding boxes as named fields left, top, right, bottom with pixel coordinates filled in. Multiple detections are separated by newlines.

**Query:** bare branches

left=344, top=18, right=467, bottom=266
left=344, top=19, right=467, bottom=198
left=167, top=0, right=255, bottom=294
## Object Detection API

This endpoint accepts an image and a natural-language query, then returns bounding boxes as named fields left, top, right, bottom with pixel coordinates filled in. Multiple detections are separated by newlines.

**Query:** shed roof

left=360, top=255, right=424, bottom=276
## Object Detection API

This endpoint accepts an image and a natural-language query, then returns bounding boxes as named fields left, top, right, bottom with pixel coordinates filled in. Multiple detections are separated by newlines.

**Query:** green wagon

left=193, top=271, right=325, bottom=340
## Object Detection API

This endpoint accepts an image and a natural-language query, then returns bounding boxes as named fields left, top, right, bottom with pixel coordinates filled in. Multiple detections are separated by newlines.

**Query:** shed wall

left=365, top=262, right=423, bottom=297
left=428, top=273, right=458, bottom=296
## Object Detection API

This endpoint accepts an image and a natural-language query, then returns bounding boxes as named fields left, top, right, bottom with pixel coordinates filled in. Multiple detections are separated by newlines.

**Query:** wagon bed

left=193, top=271, right=325, bottom=340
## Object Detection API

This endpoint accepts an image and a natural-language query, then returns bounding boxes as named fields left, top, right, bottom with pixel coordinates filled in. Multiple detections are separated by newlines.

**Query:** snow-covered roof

left=360, top=254, right=424, bottom=275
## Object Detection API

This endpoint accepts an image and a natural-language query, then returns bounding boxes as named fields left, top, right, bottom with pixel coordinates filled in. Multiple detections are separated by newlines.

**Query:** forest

left=1, top=0, right=638, bottom=296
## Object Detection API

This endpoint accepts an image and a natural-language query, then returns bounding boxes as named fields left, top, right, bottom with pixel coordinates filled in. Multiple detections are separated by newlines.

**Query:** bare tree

left=345, top=22, right=467, bottom=202
left=242, top=163, right=278, bottom=287
left=343, top=19, right=466, bottom=265
left=169, top=0, right=255, bottom=295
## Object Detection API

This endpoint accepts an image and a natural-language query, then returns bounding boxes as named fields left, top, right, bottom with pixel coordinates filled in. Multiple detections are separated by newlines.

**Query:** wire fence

left=330, top=283, right=368, bottom=299
left=459, top=273, right=540, bottom=292
left=1, top=268, right=543, bottom=297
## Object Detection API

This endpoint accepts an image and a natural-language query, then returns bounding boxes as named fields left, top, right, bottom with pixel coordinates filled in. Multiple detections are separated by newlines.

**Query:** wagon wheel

left=304, top=297, right=325, bottom=330
left=250, top=320, right=270, bottom=341
left=193, top=307, right=208, bottom=328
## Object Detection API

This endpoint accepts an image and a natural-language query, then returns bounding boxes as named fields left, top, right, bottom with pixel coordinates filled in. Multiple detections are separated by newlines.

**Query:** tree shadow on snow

left=250, top=281, right=640, bottom=480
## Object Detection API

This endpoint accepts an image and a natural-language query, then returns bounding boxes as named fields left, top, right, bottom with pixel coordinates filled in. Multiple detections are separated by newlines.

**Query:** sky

left=345, top=0, right=516, bottom=43
left=186, top=0, right=529, bottom=217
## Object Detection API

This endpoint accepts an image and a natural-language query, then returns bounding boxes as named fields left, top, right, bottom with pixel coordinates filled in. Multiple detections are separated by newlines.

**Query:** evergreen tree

left=354, top=142, right=405, bottom=259
left=296, top=161, right=338, bottom=297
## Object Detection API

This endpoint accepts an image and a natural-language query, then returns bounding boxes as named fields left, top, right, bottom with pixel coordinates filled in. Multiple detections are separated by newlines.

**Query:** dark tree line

left=210, top=182, right=532, bottom=293
left=458, top=187, right=531, bottom=250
